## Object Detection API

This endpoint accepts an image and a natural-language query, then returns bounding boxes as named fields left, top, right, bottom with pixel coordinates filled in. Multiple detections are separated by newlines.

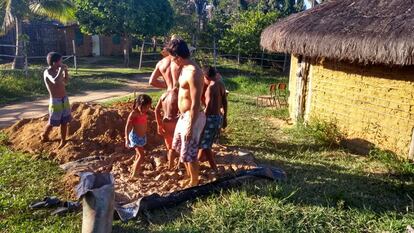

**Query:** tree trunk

left=123, top=35, right=130, bottom=68
left=12, top=17, right=25, bottom=70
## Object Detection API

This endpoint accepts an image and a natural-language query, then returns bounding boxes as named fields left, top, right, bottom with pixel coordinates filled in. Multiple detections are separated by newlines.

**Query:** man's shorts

left=200, top=115, right=222, bottom=149
left=128, top=131, right=147, bottom=148
left=49, top=96, right=72, bottom=127
left=172, top=112, right=206, bottom=163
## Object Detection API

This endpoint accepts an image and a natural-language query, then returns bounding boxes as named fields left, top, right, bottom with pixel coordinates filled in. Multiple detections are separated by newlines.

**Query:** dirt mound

left=4, top=101, right=257, bottom=202
left=4, top=102, right=163, bottom=163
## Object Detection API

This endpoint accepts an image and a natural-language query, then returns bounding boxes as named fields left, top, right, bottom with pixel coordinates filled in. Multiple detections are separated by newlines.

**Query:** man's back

left=157, top=57, right=174, bottom=89
left=205, top=81, right=225, bottom=116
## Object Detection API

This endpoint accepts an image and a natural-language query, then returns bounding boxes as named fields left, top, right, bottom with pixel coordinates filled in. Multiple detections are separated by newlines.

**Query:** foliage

left=74, top=0, right=173, bottom=38
left=168, top=0, right=198, bottom=42
left=219, top=10, right=279, bottom=56
left=0, top=0, right=74, bottom=69
left=286, top=118, right=344, bottom=147
left=258, top=0, right=305, bottom=16
left=0, top=0, right=74, bottom=33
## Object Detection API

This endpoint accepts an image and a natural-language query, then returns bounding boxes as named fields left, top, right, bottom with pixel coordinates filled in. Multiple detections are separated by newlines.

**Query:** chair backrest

left=269, top=84, right=277, bottom=96
left=276, top=83, right=288, bottom=97
left=277, top=83, right=287, bottom=91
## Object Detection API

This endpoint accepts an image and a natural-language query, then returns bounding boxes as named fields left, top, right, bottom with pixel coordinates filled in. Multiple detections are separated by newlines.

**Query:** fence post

left=213, top=38, right=217, bottom=67
left=138, top=40, right=145, bottom=70
left=72, top=40, right=78, bottom=74
left=283, top=54, right=288, bottom=72
left=237, top=40, right=240, bottom=66
left=261, top=48, right=265, bottom=70
left=23, top=42, right=28, bottom=77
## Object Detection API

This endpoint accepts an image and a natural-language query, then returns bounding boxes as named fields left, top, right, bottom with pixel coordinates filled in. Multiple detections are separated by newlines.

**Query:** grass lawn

left=1, top=74, right=413, bottom=232
left=0, top=56, right=153, bottom=106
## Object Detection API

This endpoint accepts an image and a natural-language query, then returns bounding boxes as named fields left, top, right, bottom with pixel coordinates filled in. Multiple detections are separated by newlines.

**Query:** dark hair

left=166, top=39, right=190, bottom=59
left=46, top=52, right=62, bottom=66
left=133, top=94, right=152, bottom=109
left=202, top=65, right=217, bottom=79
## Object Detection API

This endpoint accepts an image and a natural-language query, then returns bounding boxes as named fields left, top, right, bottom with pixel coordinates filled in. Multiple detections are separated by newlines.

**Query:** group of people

left=41, top=37, right=228, bottom=188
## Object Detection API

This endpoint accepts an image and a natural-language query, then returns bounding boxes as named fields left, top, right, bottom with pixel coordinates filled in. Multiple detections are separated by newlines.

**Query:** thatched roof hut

left=261, top=0, right=414, bottom=66
left=260, top=0, right=414, bottom=159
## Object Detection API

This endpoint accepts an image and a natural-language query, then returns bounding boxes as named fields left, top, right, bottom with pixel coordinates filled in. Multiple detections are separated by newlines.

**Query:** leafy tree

left=74, top=0, right=174, bottom=67
left=219, top=10, right=279, bottom=56
left=0, top=0, right=75, bottom=69
left=257, top=0, right=305, bottom=15
left=168, top=0, right=197, bottom=43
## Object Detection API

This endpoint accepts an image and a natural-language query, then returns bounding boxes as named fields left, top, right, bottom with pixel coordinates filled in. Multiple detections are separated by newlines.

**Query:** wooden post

left=237, top=40, right=240, bottom=65
left=72, top=40, right=78, bottom=74
left=409, top=128, right=414, bottom=160
left=261, top=48, right=265, bottom=69
left=213, top=38, right=217, bottom=67
left=138, top=40, right=145, bottom=70
left=283, top=54, right=288, bottom=72
left=23, top=42, right=28, bottom=77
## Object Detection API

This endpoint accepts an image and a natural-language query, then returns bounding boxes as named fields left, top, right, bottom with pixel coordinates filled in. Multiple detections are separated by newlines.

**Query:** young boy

left=41, top=52, right=71, bottom=148
left=198, top=66, right=228, bottom=171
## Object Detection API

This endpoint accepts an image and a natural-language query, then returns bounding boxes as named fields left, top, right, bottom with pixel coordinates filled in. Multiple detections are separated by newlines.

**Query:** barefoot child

left=41, top=52, right=71, bottom=148
left=198, top=66, right=228, bottom=171
left=125, top=94, right=152, bottom=178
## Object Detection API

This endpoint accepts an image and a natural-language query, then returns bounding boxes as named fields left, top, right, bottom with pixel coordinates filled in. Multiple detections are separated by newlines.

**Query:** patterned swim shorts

left=172, top=112, right=206, bottom=163
left=48, top=96, right=72, bottom=127
left=200, top=115, right=222, bottom=149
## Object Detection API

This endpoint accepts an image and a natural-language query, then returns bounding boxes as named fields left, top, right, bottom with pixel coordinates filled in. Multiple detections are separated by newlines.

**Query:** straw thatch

left=261, top=0, right=414, bottom=66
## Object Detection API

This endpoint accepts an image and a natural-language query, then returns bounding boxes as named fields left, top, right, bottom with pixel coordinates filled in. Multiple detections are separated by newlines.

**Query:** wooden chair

left=256, top=84, right=277, bottom=107
left=275, top=83, right=288, bottom=107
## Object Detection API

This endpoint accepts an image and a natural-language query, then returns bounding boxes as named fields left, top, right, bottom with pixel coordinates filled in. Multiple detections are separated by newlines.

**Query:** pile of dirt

left=4, top=101, right=257, bottom=202
left=4, top=102, right=163, bottom=163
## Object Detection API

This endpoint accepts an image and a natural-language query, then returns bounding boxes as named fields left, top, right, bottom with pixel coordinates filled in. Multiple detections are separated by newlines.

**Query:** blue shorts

left=128, top=131, right=147, bottom=148
left=200, top=115, right=222, bottom=149
left=48, top=96, right=71, bottom=127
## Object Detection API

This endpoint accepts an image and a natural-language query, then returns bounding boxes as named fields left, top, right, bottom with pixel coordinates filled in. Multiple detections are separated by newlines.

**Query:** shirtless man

left=168, top=39, right=206, bottom=187
left=150, top=41, right=182, bottom=169
left=198, top=66, right=228, bottom=171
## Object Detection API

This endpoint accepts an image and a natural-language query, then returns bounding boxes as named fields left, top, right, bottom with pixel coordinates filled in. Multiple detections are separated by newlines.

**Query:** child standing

left=198, top=66, right=228, bottom=171
left=125, top=94, right=152, bottom=178
left=41, top=52, right=71, bottom=149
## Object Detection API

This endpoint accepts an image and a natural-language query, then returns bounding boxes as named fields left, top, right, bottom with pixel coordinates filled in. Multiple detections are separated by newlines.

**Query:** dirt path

left=0, top=75, right=157, bottom=129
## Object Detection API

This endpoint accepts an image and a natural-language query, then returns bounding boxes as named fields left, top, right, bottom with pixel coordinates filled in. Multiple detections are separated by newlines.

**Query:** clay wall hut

left=261, top=0, right=414, bottom=159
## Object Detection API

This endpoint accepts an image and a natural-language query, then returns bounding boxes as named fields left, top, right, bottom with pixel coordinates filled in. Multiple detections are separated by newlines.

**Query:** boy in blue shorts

left=41, top=52, right=71, bottom=148
left=198, top=66, right=228, bottom=171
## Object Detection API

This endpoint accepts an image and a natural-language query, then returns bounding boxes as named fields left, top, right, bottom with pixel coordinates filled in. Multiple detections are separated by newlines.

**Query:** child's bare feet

left=58, top=140, right=67, bottom=149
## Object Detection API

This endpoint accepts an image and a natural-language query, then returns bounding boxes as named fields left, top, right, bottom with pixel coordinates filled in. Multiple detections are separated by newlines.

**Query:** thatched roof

left=261, top=0, right=414, bottom=66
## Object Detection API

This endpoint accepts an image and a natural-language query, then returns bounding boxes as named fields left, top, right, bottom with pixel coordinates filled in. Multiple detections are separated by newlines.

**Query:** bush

left=288, top=119, right=344, bottom=147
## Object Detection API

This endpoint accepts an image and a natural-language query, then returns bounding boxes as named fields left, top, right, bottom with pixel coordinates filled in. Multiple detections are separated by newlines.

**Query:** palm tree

left=1, top=0, right=75, bottom=69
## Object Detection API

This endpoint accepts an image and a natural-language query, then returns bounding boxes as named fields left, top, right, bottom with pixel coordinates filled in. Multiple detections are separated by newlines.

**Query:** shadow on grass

left=218, top=130, right=414, bottom=214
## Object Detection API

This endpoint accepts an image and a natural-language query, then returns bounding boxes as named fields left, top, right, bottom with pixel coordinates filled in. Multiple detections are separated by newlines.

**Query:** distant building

left=261, top=0, right=414, bottom=159
left=0, top=20, right=127, bottom=58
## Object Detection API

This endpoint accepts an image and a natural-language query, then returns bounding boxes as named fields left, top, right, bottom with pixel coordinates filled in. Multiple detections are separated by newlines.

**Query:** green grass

left=0, top=67, right=151, bottom=106
left=0, top=146, right=81, bottom=233
left=1, top=75, right=413, bottom=232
